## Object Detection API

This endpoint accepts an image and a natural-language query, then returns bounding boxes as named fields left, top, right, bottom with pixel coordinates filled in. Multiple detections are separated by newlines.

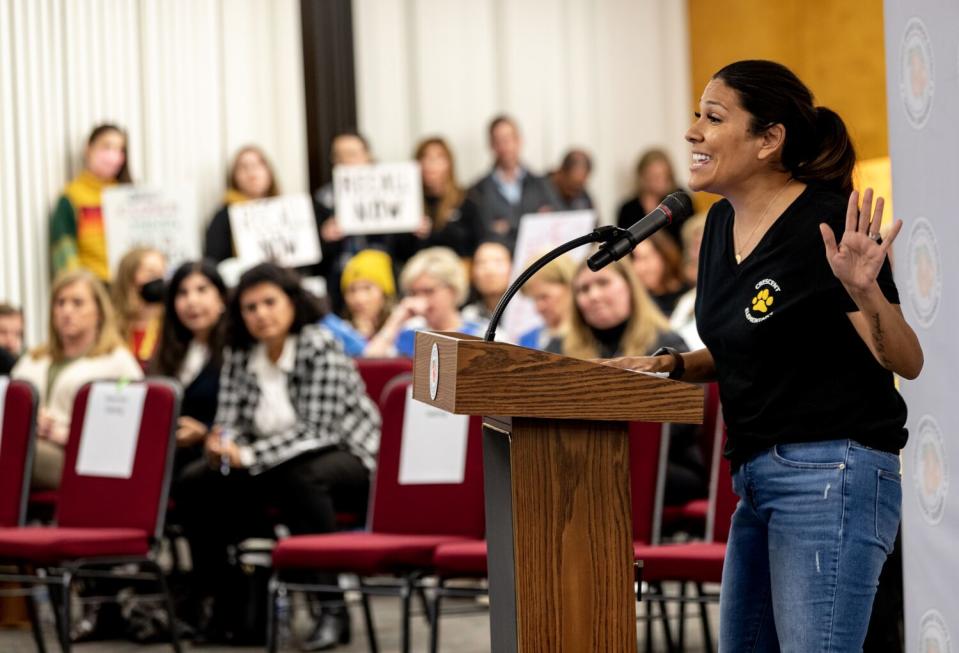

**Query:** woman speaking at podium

left=605, top=60, right=923, bottom=651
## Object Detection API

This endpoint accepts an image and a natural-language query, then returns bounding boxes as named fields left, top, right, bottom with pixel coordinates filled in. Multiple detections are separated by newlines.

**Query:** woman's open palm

left=820, top=188, right=902, bottom=293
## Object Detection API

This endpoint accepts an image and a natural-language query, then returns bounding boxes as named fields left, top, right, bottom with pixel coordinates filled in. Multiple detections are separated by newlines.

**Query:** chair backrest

left=0, top=379, right=39, bottom=527
left=56, top=378, right=181, bottom=540
left=704, top=402, right=736, bottom=543
left=629, top=421, right=669, bottom=545
left=698, top=383, right=722, bottom=477
left=367, top=375, right=485, bottom=538
left=355, top=358, right=414, bottom=411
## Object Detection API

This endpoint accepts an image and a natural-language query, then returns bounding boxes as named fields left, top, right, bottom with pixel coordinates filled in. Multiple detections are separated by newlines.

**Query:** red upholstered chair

left=660, top=383, right=721, bottom=535
left=0, top=379, right=182, bottom=653
left=0, top=379, right=39, bottom=528
left=633, top=412, right=736, bottom=653
left=355, top=357, right=414, bottom=410
left=427, top=420, right=671, bottom=653
left=268, top=374, right=485, bottom=653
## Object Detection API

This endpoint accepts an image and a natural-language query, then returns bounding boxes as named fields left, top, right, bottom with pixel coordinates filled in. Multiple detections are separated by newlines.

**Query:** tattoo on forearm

left=871, top=313, right=892, bottom=368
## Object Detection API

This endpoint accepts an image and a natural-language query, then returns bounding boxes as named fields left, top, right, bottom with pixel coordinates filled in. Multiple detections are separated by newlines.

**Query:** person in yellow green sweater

left=49, top=124, right=131, bottom=281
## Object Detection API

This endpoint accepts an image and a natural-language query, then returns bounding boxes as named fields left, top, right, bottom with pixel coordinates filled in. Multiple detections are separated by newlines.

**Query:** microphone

left=587, top=191, right=693, bottom=271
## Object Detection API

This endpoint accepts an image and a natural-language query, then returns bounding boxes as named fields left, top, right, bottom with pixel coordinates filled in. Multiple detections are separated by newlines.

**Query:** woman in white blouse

left=12, top=269, right=143, bottom=489
left=177, top=263, right=380, bottom=648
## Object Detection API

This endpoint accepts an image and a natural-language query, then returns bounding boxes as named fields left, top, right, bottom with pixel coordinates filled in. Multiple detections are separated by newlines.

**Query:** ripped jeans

left=719, top=439, right=901, bottom=652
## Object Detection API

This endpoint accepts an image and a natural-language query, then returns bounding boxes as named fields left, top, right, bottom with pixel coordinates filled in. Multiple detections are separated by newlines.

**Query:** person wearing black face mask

left=110, top=247, right=167, bottom=369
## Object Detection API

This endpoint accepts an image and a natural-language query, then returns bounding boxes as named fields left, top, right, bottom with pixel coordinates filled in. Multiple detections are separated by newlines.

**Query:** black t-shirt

left=695, top=184, right=907, bottom=466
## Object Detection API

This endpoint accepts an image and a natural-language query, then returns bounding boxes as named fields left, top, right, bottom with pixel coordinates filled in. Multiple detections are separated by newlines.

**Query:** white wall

left=0, top=0, right=308, bottom=346
left=352, top=0, right=691, bottom=225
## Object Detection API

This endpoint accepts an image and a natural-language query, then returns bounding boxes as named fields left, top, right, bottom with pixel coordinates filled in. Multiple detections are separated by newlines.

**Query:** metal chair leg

left=266, top=575, right=280, bottom=653
left=358, top=582, right=379, bottom=653
left=644, top=597, right=653, bottom=653
left=653, top=584, right=675, bottom=653
left=24, top=587, right=48, bottom=653
left=59, top=571, right=73, bottom=653
left=417, top=584, right=433, bottom=626
left=696, top=583, right=714, bottom=653
left=429, top=583, right=443, bottom=653
left=142, top=560, right=182, bottom=653
left=677, top=581, right=688, bottom=652
left=400, top=576, right=413, bottom=653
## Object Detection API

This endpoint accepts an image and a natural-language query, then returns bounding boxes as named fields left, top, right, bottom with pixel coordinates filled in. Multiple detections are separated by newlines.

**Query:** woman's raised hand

left=820, top=189, right=902, bottom=293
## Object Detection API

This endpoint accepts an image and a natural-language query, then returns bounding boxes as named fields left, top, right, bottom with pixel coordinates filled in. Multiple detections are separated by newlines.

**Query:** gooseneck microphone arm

left=484, top=225, right=630, bottom=342
left=586, top=191, right=694, bottom=272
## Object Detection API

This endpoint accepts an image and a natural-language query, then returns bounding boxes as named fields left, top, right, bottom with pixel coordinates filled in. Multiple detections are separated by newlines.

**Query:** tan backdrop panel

left=687, top=0, right=888, bottom=208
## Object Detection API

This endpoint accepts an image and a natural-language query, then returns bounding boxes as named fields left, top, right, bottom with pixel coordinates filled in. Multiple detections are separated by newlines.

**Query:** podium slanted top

left=412, top=331, right=703, bottom=424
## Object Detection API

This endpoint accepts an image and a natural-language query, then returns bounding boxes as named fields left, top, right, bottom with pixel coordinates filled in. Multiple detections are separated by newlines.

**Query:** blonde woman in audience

left=518, top=254, right=576, bottom=350
left=365, top=246, right=482, bottom=357
left=553, top=257, right=706, bottom=506
left=203, top=145, right=281, bottom=263
left=111, top=247, right=167, bottom=369
left=549, top=256, right=686, bottom=359
left=50, top=124, right=132, bottom=281
left=461, top=240, right=512, bottom=331
left=177, top=263, right=378, bottom=647
left=12, top=270, right=143, bottom=489
left=670, top=213, right=708, bottom=351
left=630, top=230, right=691, bottom=317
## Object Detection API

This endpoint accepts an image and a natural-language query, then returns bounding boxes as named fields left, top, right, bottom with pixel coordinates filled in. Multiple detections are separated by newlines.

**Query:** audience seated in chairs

left=320, top=249, right=397, bottom=357
left=548, top=256, right=706, bottom=507
left=630, top=231, right=691, bottom=318
left=111, top=246, right=167, bottom=369
left=517, top=254, right=576, bottom=350
left=461, top=239, right=513, bottom=333
left=390, top=137, right=483, bottom=262
left=11, top=270, right=142, bottom=490
left=365, top=247, right=483, bottom=358
left=150, top=260, right=229, bottom=480
left=616, top=148, right=694, bottom=249
left=176, top=263, right=380, bottom=648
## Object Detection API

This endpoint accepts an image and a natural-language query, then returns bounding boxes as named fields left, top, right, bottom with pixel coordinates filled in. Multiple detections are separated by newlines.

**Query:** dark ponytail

left=713, top=60, right=856, bottom=195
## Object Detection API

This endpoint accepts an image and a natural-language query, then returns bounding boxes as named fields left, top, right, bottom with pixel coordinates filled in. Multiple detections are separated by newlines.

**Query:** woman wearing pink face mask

left=50, top=124, right=132, bottom=282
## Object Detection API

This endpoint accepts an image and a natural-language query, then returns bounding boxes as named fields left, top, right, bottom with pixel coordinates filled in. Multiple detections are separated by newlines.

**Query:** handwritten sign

left=228, top=193, right=322, bottom=267
left=334, top=162, right=423, bottom=235
left=102, top=185, right=200, bottom=272
left=501, top=210, right=596, bottom=342
left=75, top=381, right=147, bottom=479
left=398, top=387, right=469, bottom=484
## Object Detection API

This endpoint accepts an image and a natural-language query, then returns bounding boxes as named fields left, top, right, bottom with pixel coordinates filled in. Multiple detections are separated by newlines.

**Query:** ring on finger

left=868, top=232, right=882, bottom=243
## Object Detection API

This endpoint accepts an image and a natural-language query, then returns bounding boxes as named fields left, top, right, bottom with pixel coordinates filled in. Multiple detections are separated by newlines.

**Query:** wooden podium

left=412, top=331, right=703, bottom=653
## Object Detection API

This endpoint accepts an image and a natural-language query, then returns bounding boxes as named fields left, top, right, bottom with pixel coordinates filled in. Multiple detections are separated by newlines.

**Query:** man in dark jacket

left=468, top=115, right=559, bottom=252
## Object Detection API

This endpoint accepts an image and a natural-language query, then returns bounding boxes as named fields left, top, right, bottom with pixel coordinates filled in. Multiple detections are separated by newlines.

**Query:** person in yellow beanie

left=340, top=249, right=396, bottom=339
left=315, top=249, right=397, bottom=357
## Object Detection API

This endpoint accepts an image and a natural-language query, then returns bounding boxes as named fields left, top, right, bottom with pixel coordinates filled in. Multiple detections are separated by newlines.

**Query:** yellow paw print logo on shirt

left=751, top=288, right=775, bottom=313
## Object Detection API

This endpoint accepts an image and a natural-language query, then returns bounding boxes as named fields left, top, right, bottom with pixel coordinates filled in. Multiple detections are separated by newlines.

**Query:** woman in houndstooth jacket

left=177, top=263, right=379, bottom=648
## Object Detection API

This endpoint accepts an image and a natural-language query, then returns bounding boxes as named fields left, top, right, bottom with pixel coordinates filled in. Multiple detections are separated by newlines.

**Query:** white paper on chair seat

left=75, top=382, right=148, bottom=479
left=0, top=376, right=9, bottom=458
left=398, top=386, right=469, bottom=485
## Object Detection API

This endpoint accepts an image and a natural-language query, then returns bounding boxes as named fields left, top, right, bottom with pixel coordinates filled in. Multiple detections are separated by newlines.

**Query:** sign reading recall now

left=229, top=193, right=322, bottom=268
left=334, top=162, right=423, bottom=235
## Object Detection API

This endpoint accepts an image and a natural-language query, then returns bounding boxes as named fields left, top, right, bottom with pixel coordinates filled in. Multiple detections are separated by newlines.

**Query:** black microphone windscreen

left=661, top=191, right=693, bottom=222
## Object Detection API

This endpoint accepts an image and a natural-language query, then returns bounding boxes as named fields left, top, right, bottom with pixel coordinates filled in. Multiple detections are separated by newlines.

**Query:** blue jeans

left=719, top=439, right=901, bottom=652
